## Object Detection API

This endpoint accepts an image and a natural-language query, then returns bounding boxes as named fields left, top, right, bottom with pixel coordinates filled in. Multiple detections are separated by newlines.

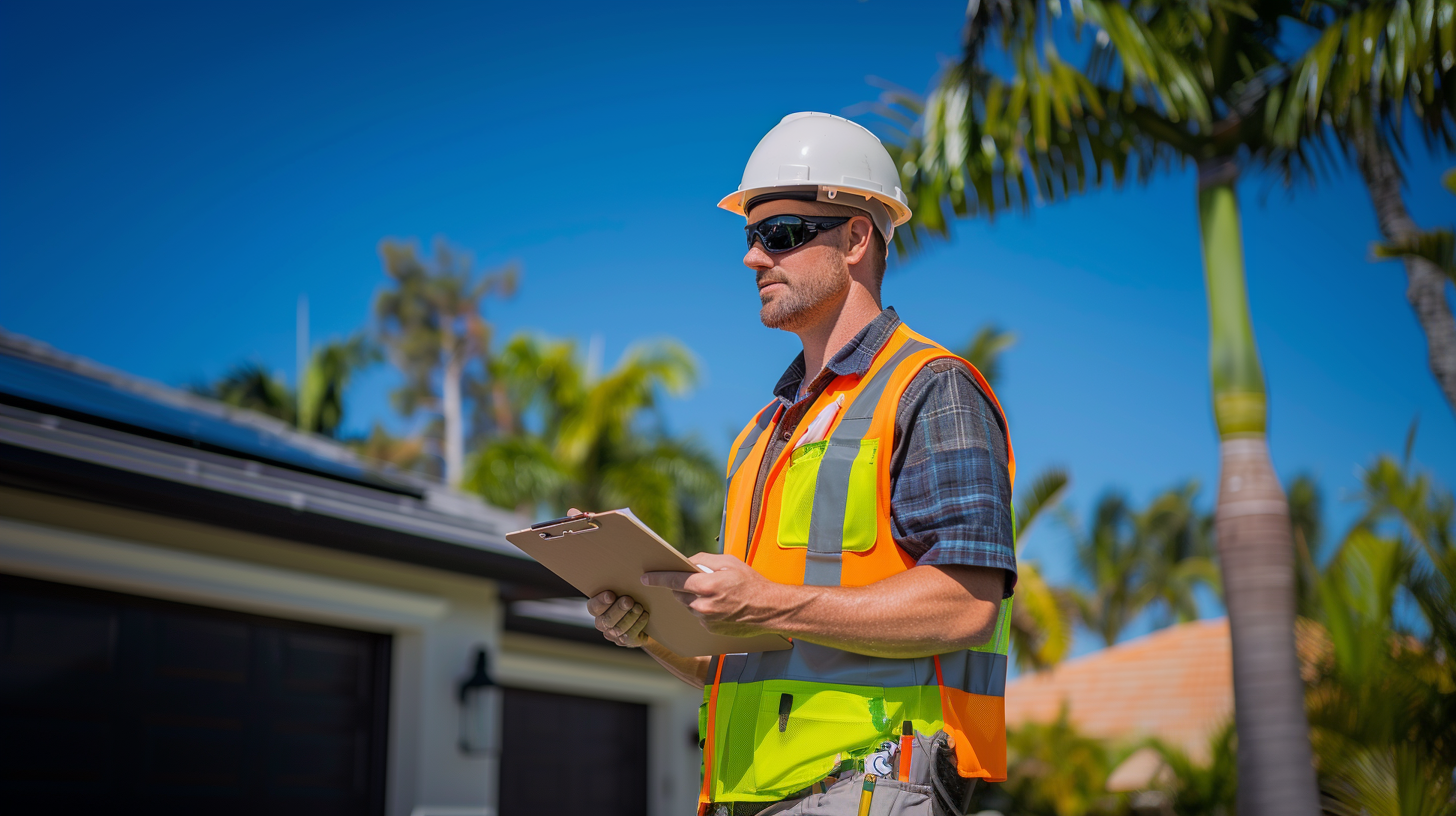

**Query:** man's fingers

left=586, top=590, right=617, bottom=616
left=623, top=609, right=650, bottom=641
left=672, top=589, right=697, bottom=607
left=611, top=602, right=644, bottom=636
left=601, top=594, right=635, bottom=628
left=641, top=570, right=696, bottom=592
left=690, top=552, right=746, bottom=569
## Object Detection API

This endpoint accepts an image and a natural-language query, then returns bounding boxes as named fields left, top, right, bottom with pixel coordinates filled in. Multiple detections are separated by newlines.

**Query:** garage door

left=499, top=686, right=648, bottom=816
left=0, top=573, right=391, bottom=816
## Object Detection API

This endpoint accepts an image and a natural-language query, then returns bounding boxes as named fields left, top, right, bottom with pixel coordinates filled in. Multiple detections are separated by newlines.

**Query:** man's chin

left=760, top=303, right=805, bottom=331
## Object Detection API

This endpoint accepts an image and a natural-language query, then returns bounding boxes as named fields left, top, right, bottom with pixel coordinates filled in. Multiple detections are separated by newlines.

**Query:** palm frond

left=1372, top=227, right=1456, bottom=280
left=1009, top=561, right=1076, bottom=669
left=1014, top=467, right=1071, bottom=544
left=959, top=323, right=1017, bottom=390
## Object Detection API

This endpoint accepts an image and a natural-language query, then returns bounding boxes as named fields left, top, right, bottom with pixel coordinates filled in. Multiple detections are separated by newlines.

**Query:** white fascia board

left=0, top=515, right=448, bottom=630
left=495, top=643, right=692, bottom=703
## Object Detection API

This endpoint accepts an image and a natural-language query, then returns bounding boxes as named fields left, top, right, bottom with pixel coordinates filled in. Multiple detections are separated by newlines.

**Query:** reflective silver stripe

left=803, top=340, right=933, bottom=586
left=715, top=641, right=1006, bottom=697
left=718, top=403, right=777, bottom=545
left=937, top=649, right=1008, bottom=697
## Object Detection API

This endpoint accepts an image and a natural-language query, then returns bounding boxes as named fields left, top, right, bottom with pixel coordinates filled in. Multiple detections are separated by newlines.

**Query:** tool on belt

left=708, top=729, right=977, bottom=816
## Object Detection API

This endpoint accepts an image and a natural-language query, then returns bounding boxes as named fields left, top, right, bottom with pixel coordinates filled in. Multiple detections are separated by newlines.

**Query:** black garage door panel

left=0, top=573, right=390, bottom=816
left=499, top=686, right=648, bottom=816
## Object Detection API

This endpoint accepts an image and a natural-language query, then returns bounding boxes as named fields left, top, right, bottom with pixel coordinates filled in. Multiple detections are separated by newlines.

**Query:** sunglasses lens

left=752, top=216, right=807, bottom=252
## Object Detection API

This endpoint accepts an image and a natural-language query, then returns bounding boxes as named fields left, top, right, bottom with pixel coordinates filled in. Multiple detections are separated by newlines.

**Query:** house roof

left=0, top=331, right=415, bottom=493
left=0, top=330, right=572, bottom=594
left=1006, top=618, right=1233, bottom=761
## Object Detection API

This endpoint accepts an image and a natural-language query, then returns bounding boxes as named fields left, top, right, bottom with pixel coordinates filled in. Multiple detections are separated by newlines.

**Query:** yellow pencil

left=857, top=773, right=877, bottom=816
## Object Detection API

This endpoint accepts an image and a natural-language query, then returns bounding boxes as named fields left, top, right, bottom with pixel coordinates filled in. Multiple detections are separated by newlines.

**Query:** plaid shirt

left=743, top=308, right=1016, bottom=596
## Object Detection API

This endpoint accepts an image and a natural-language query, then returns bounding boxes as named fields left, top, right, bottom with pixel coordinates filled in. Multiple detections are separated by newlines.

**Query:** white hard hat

left=719, top=111, right=912, bottom=242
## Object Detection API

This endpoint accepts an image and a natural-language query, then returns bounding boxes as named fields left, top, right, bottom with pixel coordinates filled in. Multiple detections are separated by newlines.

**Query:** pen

left=857, top=773, right=876, bottom=816
left=898, top=721, right=912, bottom=782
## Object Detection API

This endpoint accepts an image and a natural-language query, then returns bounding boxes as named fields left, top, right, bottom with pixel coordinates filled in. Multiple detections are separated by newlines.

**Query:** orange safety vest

left=700, top=322, right=1016, bottom=807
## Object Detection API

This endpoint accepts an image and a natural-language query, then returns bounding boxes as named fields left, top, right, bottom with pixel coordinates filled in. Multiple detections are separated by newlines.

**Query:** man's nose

left=743, top=240, right=774, bottom=271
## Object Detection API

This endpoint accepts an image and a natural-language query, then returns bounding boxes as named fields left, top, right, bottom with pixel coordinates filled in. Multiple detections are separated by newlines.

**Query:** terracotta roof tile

left=1006, top=618, right=1233, bottom=760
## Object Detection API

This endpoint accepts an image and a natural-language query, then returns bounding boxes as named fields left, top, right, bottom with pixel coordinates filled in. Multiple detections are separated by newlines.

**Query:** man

left=585, top=112, right=1015, bottom=816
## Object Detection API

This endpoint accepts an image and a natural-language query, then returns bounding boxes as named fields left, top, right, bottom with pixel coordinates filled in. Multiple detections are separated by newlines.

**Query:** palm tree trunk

left=443, top=350, right=465, bottom=487
left=1353, top=129, right=1456, bottom=418
left=1197, top=158, right=1320, bottom=816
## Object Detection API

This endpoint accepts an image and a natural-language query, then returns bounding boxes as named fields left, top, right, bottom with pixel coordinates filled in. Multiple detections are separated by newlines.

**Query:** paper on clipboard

left=507, top=509, right=791, bottom=657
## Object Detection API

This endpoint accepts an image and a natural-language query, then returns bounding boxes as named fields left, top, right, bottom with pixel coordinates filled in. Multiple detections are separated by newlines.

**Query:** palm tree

left=1010, top=467, right=1077, bottom=670
left=1139, top=482, right=1221, bottom=627
left=957, top=321, right=1077, bottom=668
left=1303, top=456, right=1456, bottom=814
left=195, top=361, right=295, bottom=423
left=1263, top=3, right=1456, bottom=416
left=374, top=238, right=517, bottom=486
left=1064, top=484, right=1215, bottom=648
left=868, top=2, right=1413, bottom=808
left=196, top=334, right=377, bottom=438
left=465, top=333, right=723, bottom=553
left=1286, top=472, right=1327, bottom=618
left=960, top=323, right=1017, bottom=390
left=297, top=335, right=379, bottom=437
left=1357, top=141, right=1456, bottom=416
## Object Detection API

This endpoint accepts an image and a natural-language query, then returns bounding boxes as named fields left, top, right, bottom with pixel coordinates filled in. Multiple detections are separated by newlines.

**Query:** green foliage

left=874, top=0, right=1455, bottom=253
left=1288, top=472, right=1327, bottom=617
left=1147, top=724, right=1239, bottom=816
left=1301, top=444, right=1456, bottom=815
left=195, top=334, right=377, bottom=438
left=195, top=361, right=295, bottom=424
left=1064, top=483, right=1218, bottom=646
left=974, top=707, right=1127, bottom=816
left=463, top=333, right=722, bottom=554
left=1373, top=227, right=1456, bottom=281
left=1267, top=0, right=1456, bottom=154
left=960, top=323, right=1017, bottom=390
left=374, top=237, right=517, bottom=483
left=1011, top=467, right=1077, bottom=669
left=298, top=335, right=379, bottom=436
left=374, top=238, right=517, bottom=419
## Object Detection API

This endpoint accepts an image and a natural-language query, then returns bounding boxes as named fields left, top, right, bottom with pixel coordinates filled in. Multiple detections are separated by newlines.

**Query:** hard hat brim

left=718, top=184, right=912, bottom=227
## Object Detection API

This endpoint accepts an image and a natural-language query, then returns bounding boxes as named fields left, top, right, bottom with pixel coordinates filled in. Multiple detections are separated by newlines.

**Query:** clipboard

left=507, top=510, right=791, bottom=657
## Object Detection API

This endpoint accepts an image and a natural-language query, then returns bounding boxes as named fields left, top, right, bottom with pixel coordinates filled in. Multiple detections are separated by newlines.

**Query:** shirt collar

left=771, top=307, right=902, bottom=405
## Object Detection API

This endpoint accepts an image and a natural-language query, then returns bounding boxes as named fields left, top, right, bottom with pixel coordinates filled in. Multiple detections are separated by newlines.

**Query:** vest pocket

left=750, top=681, right=893, bottom=794
left=777, top=439, right=879, bottom=553
left=777, top=442, right=827, bottom=548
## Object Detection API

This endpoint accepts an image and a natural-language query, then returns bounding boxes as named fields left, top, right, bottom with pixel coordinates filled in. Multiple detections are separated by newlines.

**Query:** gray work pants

left=709, top=731, right=975, bottom=816
left=755, top=772, right=933, bottom=815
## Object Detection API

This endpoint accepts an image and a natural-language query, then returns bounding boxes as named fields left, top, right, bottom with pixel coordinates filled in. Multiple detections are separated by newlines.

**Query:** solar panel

left=0, top=349, right=420, bottom=496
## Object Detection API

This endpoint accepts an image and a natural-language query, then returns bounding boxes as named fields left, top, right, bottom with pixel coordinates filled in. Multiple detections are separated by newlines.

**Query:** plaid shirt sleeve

left=888, top=358, right=1017, bottom=597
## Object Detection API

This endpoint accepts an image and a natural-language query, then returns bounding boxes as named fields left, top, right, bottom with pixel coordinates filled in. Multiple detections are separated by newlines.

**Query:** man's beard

left=758, top=269, right=848, bottom=331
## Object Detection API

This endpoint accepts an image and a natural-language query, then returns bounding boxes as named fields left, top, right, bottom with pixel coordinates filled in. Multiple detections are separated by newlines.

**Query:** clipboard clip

left=537, top=520, right=600, bottom=540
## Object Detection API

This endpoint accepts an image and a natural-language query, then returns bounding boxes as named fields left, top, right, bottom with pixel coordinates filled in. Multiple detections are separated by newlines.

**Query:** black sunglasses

left=745, top=214, right=851, bottom=253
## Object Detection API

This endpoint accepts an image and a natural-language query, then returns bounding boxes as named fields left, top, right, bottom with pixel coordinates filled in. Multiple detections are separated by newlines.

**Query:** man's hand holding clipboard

left=639, top=551, right=785, bottom=640
left=506, top=508, right=790, bottom=664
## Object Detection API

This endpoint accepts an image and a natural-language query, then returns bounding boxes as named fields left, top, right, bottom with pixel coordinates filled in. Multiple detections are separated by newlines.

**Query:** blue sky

left=3, top=1, right=1454, bottom=636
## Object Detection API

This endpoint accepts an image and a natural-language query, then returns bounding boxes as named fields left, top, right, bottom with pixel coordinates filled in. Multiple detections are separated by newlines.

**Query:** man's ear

left=843, top=215, right=875, bottom=269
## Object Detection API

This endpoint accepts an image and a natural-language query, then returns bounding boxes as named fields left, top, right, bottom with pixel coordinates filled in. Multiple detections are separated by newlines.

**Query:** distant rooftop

left=1006, top=618, right=1234, bottom=761
left=0, top=328, right=568, bottom=593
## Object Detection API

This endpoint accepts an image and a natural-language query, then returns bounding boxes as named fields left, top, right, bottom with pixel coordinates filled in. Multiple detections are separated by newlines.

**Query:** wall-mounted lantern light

left=458, top=647, right=501, bottom=756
